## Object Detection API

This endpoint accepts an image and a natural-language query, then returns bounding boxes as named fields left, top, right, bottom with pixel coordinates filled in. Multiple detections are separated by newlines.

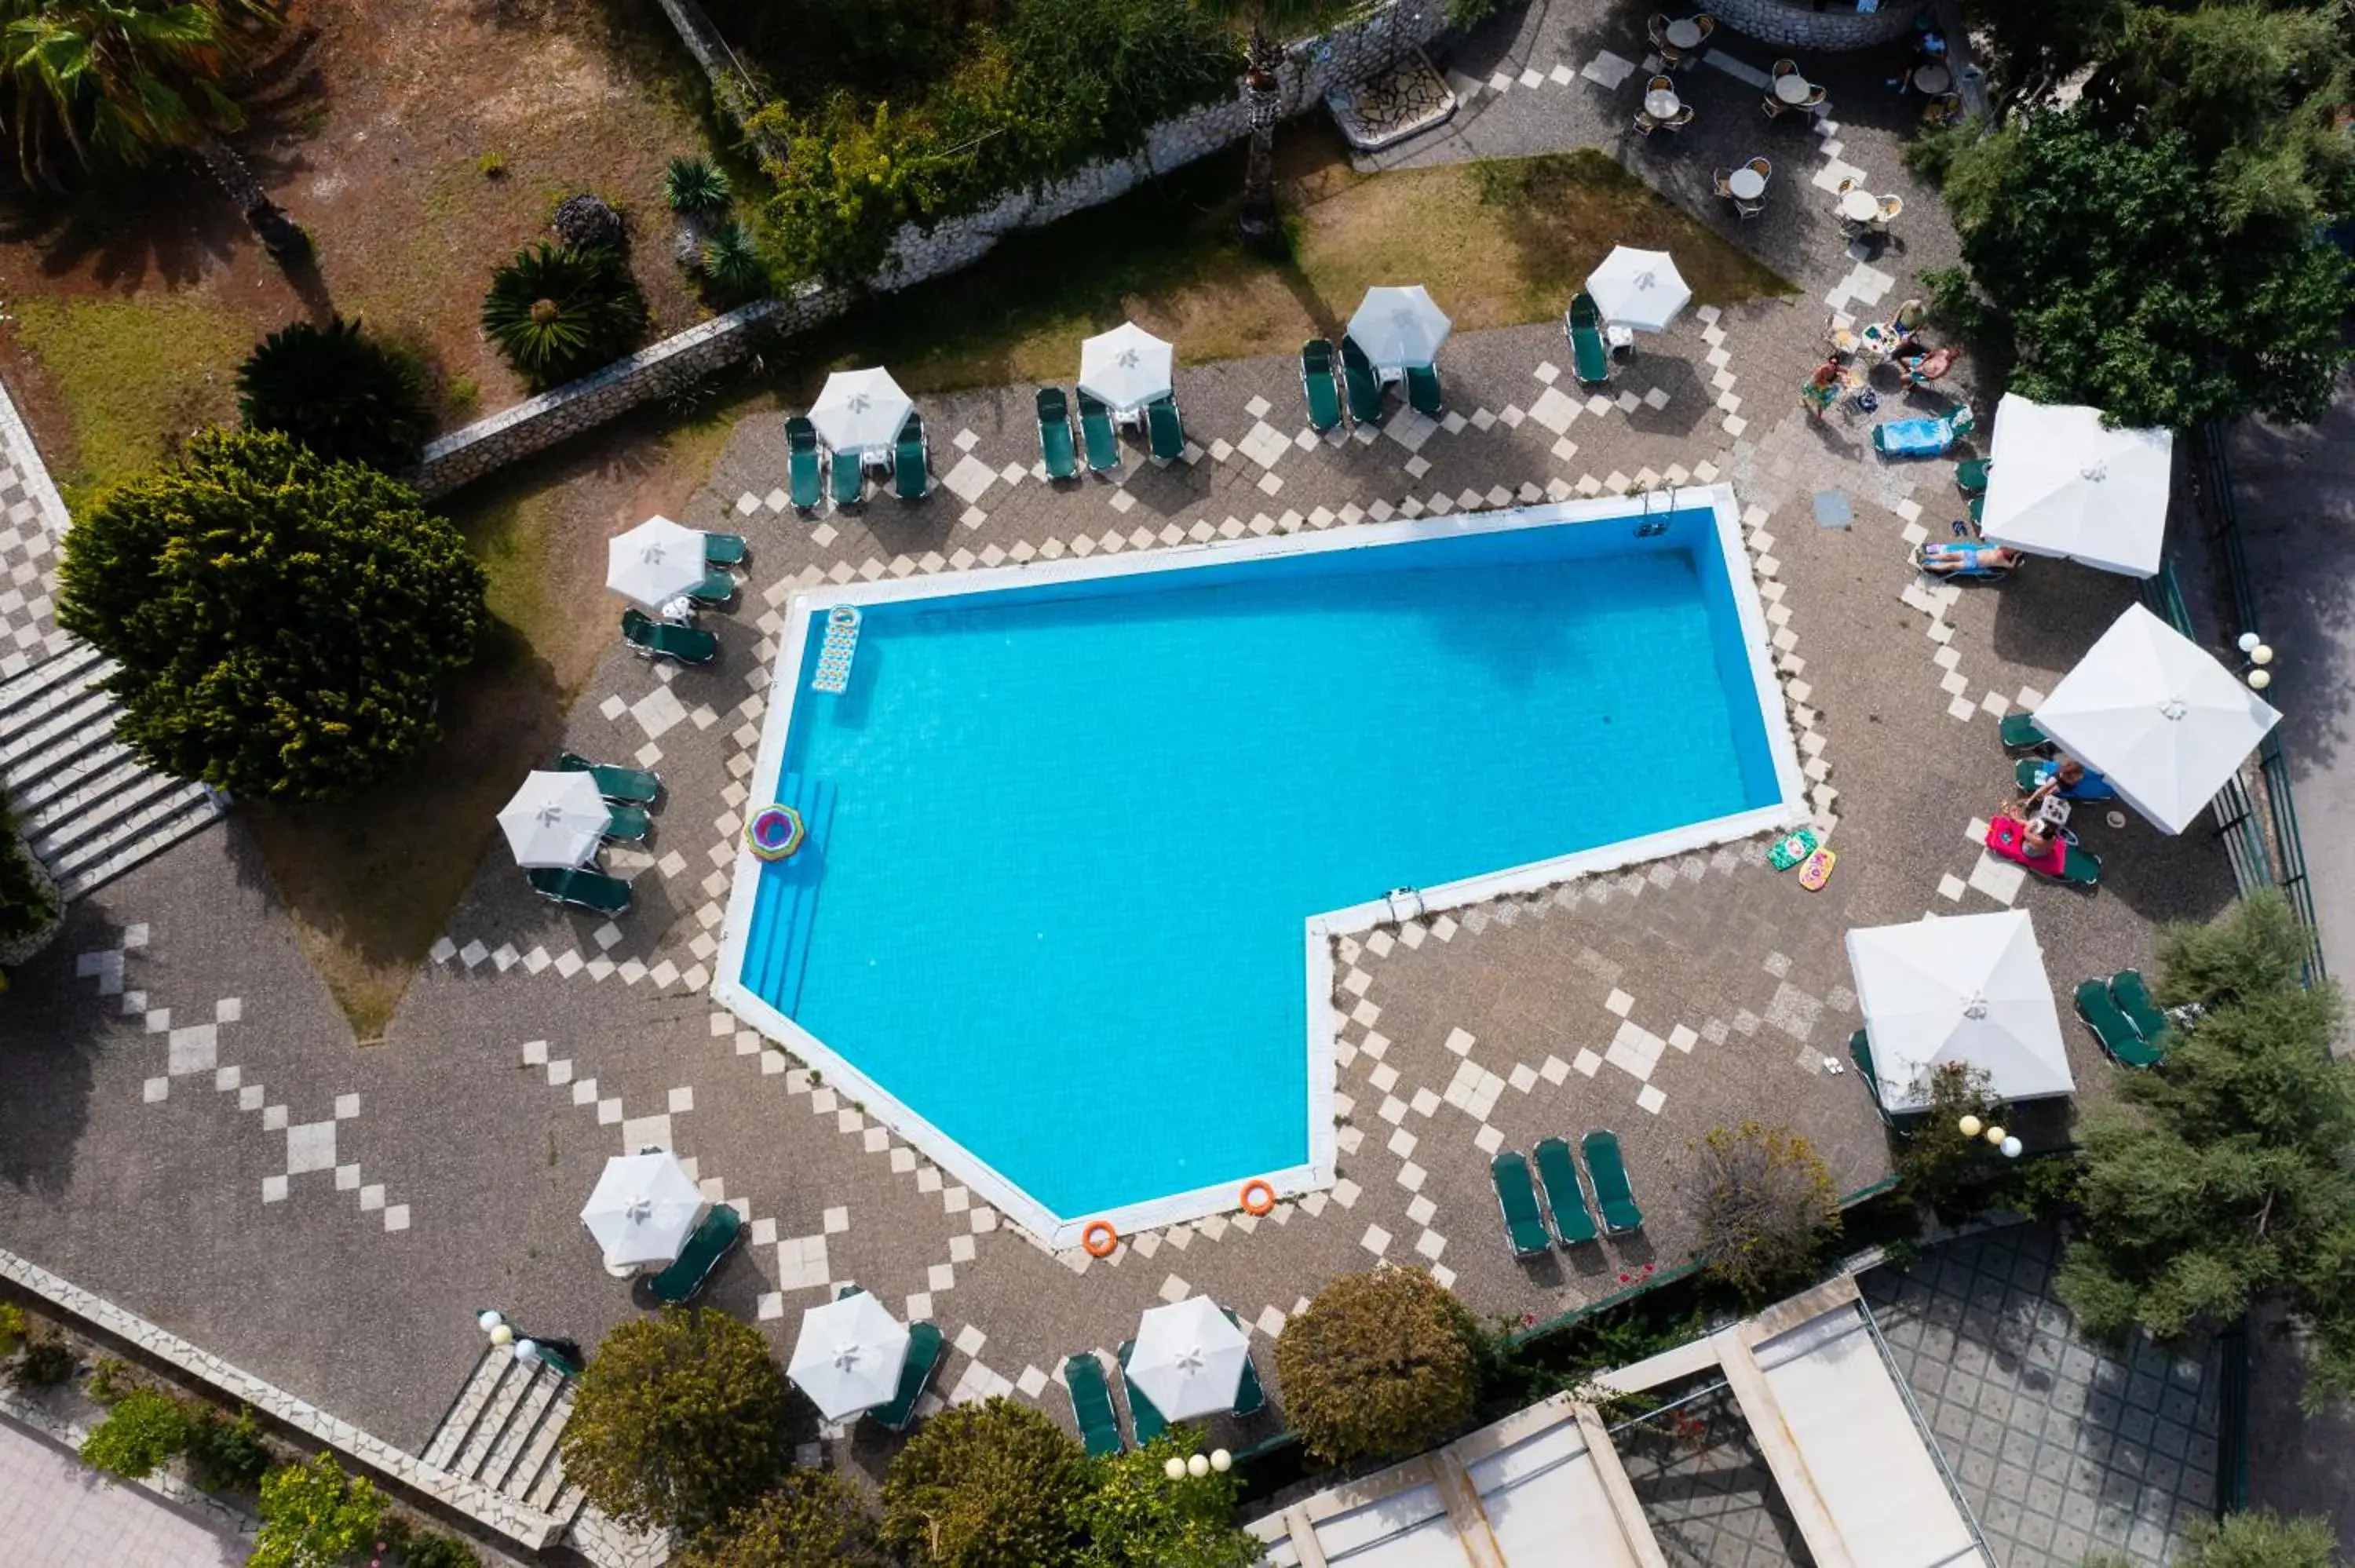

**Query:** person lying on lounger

left=2028, top=756, right=2116, bottom=802
left=1917, top=539, right=2020, bottom=574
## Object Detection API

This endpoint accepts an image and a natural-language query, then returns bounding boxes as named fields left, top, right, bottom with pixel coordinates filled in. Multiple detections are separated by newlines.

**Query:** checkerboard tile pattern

left=0, top=383, right=71, bottom=680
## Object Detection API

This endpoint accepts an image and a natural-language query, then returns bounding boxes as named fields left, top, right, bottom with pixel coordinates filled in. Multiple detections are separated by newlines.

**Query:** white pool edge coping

left=712, top=485, right=1809, bottom=1253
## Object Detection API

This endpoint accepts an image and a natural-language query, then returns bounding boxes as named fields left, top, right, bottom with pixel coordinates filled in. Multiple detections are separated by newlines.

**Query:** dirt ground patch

left=0, top=0, right=725, bottom=501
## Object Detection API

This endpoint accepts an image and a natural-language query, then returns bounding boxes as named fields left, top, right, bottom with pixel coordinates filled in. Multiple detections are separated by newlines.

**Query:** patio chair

left=1714, top=166, right=1736, bottom=199
left=1064, top=1352, right=1125, bottom=1456
left=1300, top=338, right=1343, bottom=432
left=1145, top=395, right=1186, bottom=462
left=1077, top=389, right=1122, bottom=474
left=786, top=416, right=823, bottom=512
left=1581, top=1130, right=1645, bottom=1235
left=1635, top=109, right=1663, bottom=137
left=558, top=751, right=661, bottom=804
left=869, top=1319, right=946, bottom=1432
left=1221, top=1307, right=1268, bottom=1417
left=829, top=447, right=864, bottom=509
left=1533, top=1136, right=1599, bottom=1246
left=1404, top=363, right=1443, bottom=418
left=1339, top=336, right=1386, bottom=425
left=603, top=803, right=652, bottom=844
left=1879, top=194, right=1905, bottom=224
left=1646, top=13, right=1670, bottom=45
left=1036, top=388, right=1079, bottom=480
left=1115, top=1340, right=1168, bottom=1445
left=1955, top=458, right=1992, bottom=494
left=1565, top=293, right=1612, bottom=387
left=1773, top=57, right=1799, bottom=80
left=1662, top=105, right=1695, bottom=131
left=688, top=566, right=738, bottom=607
left=647, top=1202, right=743, bottom=1306
left=1648, top=73, right=1674, bottom=95
left=894, top=412, right=929, bottom=500
left=1488, top=1150, right=1551, bottom=1258
left=703, top=531, right=748, bottom=568
left=620, top=608, right=717, bottom=665
left=2109, top=969, right=2174, bottom=1046
left=1924, top=90, right=1964, bottom=126
left=527, top=864, right=632, bottom=915
left=2077, top=978, right=2163, bottom=1068
left=1747, top=156, right=1773, bottom=184
left=1999, top=713, right=2052, bottom=752
left=1986, top=815, right=2102, bottom=888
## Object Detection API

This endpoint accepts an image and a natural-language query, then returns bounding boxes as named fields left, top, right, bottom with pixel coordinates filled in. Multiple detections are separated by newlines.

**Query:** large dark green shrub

left=185, top=1403, right=272, bottom=1492
left=1894, top=1063, right=2013, bottom=1218
left=1073, top=1431, right=1257, bottom=1568
left=683, top=1471, right=890, bottom=1568
left=13, top=1337, right=74, bottom=1386
left=2178, top=1509, right=2342, bottom=1568
left=0, top=782, right=57, bottom=951
left=880, top=1397, right=1089, bottom=1568
left=236, top=315, right=430, bottom=472
left=1275, top=1267, right=1484, bottom=1464
left=78, top=1388, right=190, bottom=1479
left=1692, top=1121, right=1840, bottom=1300
left=55, top=429, right=488, bottom=802
left=480, top=242, right=648, bottom=389
left=558, top=1309, right=794, bottom=1537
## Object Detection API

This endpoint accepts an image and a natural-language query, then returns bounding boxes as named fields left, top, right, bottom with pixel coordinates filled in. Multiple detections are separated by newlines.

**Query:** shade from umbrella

left=789, top=1291, right=912, bottom=1420
left=497, top=769, right=609, bottom=870
left=1126, top=1296, right=1251, bottom=1421
left=1585, top=247, right=1691, bottom=333
left=606, top=514, right=706, bottom=611
left=1078, top=322, right=1174, bottom=413
left=809, top=367, right=913, bottom=458
left=1346, top=286, right=1453, bottom=370
left=579, top=1150, right=706, bottom=1268
left=1977, top=394, right=2174, bottom=578
left=1846, top=910, right=2073, bottom=1114
left=2033, top=602, right=2280, bottom=835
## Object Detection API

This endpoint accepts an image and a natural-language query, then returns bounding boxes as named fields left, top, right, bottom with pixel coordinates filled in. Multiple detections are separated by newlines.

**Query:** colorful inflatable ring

left=829, top=604, right=860, bottom=629
left=747, top=804, right=805, bottom=862
left=1081, top=1220, right=1119, bottom=1258
left=1240, top=1180, right=1277, bottom=1216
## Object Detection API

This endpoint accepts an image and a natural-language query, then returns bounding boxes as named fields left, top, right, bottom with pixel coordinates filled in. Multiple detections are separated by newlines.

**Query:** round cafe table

left=1774, top=73, right=1813, bottom=104
left=1665, top=16, right=1702, bottom=47
left=1912, top=63, right=1952, bottom=94
left=1729, top=166, right=1766, bottom=200
left=1644, top=88, right=1681, bottom=120
left=1838, top=188, right=1881, bottom=224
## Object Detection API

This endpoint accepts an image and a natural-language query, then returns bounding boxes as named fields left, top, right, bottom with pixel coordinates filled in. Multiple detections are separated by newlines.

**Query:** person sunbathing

left=1917, top=539, right=2020, bottom=574
left=2029, top=756, right=2116, bottom=802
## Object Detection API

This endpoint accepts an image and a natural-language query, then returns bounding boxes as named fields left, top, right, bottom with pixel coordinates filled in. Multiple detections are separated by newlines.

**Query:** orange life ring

left=1240, top=1180, right=1277, bottom=1216
left=1081, top=1220, right=1119, bottom=1257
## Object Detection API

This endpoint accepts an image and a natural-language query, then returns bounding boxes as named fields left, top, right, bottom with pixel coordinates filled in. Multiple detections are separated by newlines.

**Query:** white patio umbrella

left=1078, top=322, right=1174, bottom=414
left=1347, top=285, right=1453, bottom=370
left=1977, top=394, right=2174, bottom=578
left=1845, top=910, right=2073, bottom=1115
left=809, top=367, right=913, bottom=459
left=789, top=1291, right=912, bottom=1421
left=1585, top=246, right=1690, bottom=333
left=2033, top=601, right=2280, bottom=835
left=1126, top=1296, right=1251, bottom=1421
left=605, top=514, right=706, bottom=611
left=579, top=1150, right=706, bottom=1268
left=497, top=769, right=608, bottom=870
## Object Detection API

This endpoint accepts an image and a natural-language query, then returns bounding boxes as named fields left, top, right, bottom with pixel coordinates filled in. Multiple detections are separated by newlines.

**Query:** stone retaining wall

left=1703, top=0, right=1929, bottom=50
left=414, top=2, right=1442, bottom=499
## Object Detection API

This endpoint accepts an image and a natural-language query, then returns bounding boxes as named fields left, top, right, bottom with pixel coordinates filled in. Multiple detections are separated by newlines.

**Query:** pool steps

left=742, top=771, right=835, bottom=1018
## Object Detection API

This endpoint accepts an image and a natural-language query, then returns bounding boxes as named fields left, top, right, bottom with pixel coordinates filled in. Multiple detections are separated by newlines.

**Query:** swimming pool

left=714, top=490, right=1805, bottom=1245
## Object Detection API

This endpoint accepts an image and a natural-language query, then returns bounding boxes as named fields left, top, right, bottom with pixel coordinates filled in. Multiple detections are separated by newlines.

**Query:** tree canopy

left=237, top=315, right=432, bottom=472
left=1073, top=1433, right=1259, bottom=1568
left=1692, top=1121, right=1840, bottom=1300
left=681, top=1471, right=892, bottom=1568
left=879, top=1396, right=1090, bottom=1568
left=557, top=1309, right=795, bottom=1537
left=1273, top=1267, right=1484, bottom=1464
left=2057, top=892, right=2355, bottom=1409
left=54, top=429, right=487, bottom=801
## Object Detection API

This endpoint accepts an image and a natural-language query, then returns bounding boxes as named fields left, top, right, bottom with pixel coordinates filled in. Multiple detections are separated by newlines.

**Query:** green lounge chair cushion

left=2077, top=978, right=2162, bottom=1067
left=690, top=567, right=737, bottom=603
left=1301, top=339, right=1342, bottom=432
left=650, top=1202, right=743, bottom=1306
left=526, top=865, right=632, bottom=913
left=1146, top=397, right=1185, bottom=462
left=1956, top=459, right=1991, bottom=494
left=1079, top=393, right=1120, bottom=473
left=1404, top=364, right=1442, bottom=418
left=1568, top=294, right=1611, bottom=387
left=1218, top=1307, right=1267, bottom=1417
left=603, top=804, right=651, bottom=843
left=1115, top=1339, right=1167, bottom=1445
left=1533, top=1136, right=1597, bottom=1245
left=1999, top=712, right=2049, bottom=751
left=559, top=751, right=660, bottom=804
left=1489, top=1150, right=1550, bottom=1257
left=1037, top=388, right=1078, bottom=480
left=1581, top=1131, right=1644, bottom=1234
left=1340, top=337, right=1385, bottom=425
left=703, top=531, right=747, bottom=567
left=871, top=1322, right=944, bottom=1431
left=621, top=610, right=718, bottom=664
left=2109, top=970, right=2171, bottom=1046
left=1064, top=1353, right=1124, bottom=1456
left=896, top=416, right=928, bottom=499
left=830, top=452, right=864, bottom=506
left=787, top=419, right=823, bottom=510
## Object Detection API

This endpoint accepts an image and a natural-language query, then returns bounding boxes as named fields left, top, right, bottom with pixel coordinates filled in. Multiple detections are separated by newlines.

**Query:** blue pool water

left=739, top=509, right=1780, bottom=1220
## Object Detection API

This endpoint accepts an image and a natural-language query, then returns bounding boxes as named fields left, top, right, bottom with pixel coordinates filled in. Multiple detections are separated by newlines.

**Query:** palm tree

left=481, top=242, right=648, bottom=390
left=1199, top=0, right=1325, bottom=239
left=0, top=0, right=274, bottom=189
left=236, top=316, right=430, bottom=472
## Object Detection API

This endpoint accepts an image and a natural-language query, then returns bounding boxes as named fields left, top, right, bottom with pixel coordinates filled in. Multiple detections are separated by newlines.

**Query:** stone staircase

left=421, top=1347, right=586, bottom=1526
left=0, top=641, right=223, bottom=899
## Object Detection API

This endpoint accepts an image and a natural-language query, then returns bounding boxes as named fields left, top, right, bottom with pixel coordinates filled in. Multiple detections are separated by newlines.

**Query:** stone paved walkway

left=0, top=376, right=71, bottom=680
left=0, top=1416, right=245, bottom=1568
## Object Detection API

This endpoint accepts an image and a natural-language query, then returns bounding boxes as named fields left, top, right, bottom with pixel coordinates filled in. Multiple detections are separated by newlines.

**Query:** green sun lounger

left=688, top=567, right=737, bottom=607
left=1037, top=388, right=1079, bottom=480
left=2109, top=969, right=2171, bottom=1048
left=1848, top=1028, right=1898, bottom=1127
left=1533, top=1136, right=1598, bottom=1246
left=1220, top=1307, right=1267, bottom=1417
left=1999, top=712, right=2050, bottom=752
left=870, top=1320, right=945, bottom=1432
left=1567, top=293, right=1612, bottom=388
left=1581, top=1131, right=1644, bottom=1235
left=1955, top=458, right=1991, bottom=496
left=703, top=531, right=748, bottom=567
left=1146, top=396, right=1185, bottom=462
left=1065, top=1352, right=1124, bottom=1456
left=787, top=416, right=823, bottom=512
left=1340, top=336, right=1385, bottom=425
left=603, top=804, right=651, bottom=843
left=1404, top=363, right=1443, bottom=418
left=2076, top=977, right=2162, bottom=1067
left=1115, top=1339, right=1167, bottom=1445
left=895, top=413, right=929, bottom=500
left=1078, top=390, right=1121, bottom=474
left=1489, top=1150, right=1550, bottom=1258
left=1301, top=339, right=1343, bottom=432
left=558, top=750, right=660, bottom=804
left=648, top=1202, right=743, bottom=1306
left=621, top=609, right=717, bottom=665
left=527, top=864, right=632, bottom=915
left=829, top=448, right=864, bottom=509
